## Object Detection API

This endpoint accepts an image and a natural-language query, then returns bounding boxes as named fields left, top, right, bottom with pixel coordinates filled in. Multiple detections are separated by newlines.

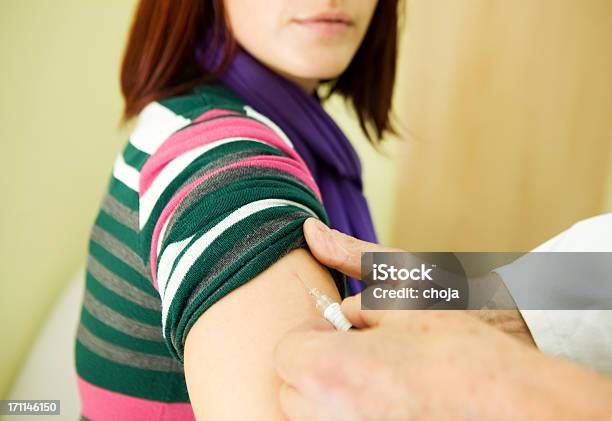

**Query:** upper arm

left=184, top=247, right=341, bottom=420
left=137, top=105, right=344, bottom=419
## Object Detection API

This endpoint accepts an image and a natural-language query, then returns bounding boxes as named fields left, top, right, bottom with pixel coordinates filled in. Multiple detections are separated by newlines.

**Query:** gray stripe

left=161, top=149, right=268, bottom=243
left=172, top=211, right=307, bottom=351
left=88, top=255, right=161, bottom=310
left=162, top=164, right=310, bottom=247
left=167, top=150, right=262, bottom=227
left=206, top=211, right=306, bottom=284
left=90, top=225, right=149, bottom=279
left=183, top=149, right=264, bottom=186
left=143, top=261, right=153, bottom=283
left=77, top=323, right=183, bottom=372
left=101, top=192, right=139, bottom=232
left=83, top=290, right=164, bottom=341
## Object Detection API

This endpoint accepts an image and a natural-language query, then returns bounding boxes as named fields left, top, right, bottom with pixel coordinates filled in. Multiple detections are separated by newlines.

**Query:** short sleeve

left=137, top=106, right=343, bottom=363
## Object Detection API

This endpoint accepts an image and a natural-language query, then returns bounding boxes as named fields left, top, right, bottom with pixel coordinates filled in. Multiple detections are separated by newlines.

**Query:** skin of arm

left=183, top=247, right=341, bottom=420
left=467, top=271, right=536, bottom=347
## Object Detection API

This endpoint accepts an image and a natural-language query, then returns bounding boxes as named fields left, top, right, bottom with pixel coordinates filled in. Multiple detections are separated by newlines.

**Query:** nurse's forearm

left=468, top=271, right=536, bottom=347
left=519, top=352, right=612, bottom=420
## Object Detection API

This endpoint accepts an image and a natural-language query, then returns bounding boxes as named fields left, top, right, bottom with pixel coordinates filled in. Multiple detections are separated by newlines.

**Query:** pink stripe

left=192, top=108, right=240, bottom=122
left=138, top=108, right=236, bottom=195
left=78, top=376, right=195, bottom=421
left=139, top=114, right=305, bottom=196
left=150, top=156, right=321, bottom=288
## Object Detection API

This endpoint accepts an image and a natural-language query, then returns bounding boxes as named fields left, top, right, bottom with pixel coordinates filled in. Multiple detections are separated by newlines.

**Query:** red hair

left=120, top=0, right=400, bottom=143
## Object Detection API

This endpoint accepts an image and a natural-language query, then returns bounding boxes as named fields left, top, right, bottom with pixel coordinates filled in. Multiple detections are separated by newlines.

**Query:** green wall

left=0, top=0, right=137, bottom=398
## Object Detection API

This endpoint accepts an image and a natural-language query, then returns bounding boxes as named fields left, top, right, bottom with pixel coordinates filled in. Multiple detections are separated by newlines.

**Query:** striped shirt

left=74, top=82, right=344, bottom=420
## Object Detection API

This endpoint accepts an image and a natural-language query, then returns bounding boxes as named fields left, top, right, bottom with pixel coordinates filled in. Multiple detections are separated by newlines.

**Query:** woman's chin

left=281, top=59, right=351, bottom=82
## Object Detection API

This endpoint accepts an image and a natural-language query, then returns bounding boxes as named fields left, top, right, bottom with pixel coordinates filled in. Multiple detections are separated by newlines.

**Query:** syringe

left=296, top=273, right=352, bottom=331
left=307, top=287, right=353, bottom=331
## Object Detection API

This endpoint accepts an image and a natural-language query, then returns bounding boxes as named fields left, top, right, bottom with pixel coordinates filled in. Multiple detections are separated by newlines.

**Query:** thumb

left=303, top=218, right=398, bottom=280
left=341, top=294, right=388, bottom=328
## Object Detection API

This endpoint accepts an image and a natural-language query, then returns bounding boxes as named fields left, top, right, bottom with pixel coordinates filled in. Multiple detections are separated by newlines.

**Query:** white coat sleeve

left=494, top=213, right=612, bottom=377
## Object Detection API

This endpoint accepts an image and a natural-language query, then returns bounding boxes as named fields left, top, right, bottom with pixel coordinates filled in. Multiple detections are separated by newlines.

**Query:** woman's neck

left=269, top=66, right=320, bottom=94
left=290, top=76, right=319, bottom=95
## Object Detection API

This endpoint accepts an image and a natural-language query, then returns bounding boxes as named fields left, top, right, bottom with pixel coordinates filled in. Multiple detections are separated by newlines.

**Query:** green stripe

left=90, top=226, right=148, bottom=278
left=75, top=341, right=189, bottom=402
left=100, top=193, right=138, bottom=232
left=175, top=142, right=287, bottom=191
left=171, top=141, right=288, bottom=190
left=109, top=178, right=139, bottom=211
left=87, top=255, right=160, bottom=309
left=81, top=306, right=170, bottom=357
left=159, top=99, right=207, bottom=120
left=88, top=241, right=153, bottom=295
left=162, top=177, right=323, bottom=245
left=186, top=139, right=287, bottom=164
left=86, top=270, right=160, bottom=326
left=123, top=142, right=150, bottom=170
left=96, top=211, right=140, bottom=253
left=160, top=82, right=245, bottom=118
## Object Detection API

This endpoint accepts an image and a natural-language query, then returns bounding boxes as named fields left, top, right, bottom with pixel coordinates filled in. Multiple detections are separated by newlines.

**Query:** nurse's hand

left=302, top=218, right=535, bottom=346
left=274, top=296, right=612, bottom=420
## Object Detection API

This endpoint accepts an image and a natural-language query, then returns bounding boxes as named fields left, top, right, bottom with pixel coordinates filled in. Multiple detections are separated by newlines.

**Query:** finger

left=273, top=325, right=335, bottom=386
left=279, top=383, right=329, bottom=421
left=303, top=218, right=358, bottom=278
left=303, top=218, right=399, bottom=279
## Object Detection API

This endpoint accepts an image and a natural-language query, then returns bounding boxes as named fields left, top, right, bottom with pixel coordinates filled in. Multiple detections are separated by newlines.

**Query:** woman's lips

left=293, top=11, right=353, bottom=36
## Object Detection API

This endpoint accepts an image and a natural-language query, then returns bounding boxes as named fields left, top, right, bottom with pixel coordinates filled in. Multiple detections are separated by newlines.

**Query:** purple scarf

left=195, top=41, right=378, bottom=295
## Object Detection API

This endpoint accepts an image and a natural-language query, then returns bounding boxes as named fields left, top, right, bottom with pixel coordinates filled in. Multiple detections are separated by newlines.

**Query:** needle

left=296, top=272, right=352, bottom=331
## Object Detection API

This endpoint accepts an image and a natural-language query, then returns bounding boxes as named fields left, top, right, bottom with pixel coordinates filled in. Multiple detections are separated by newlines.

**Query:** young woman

left=74, top=0, right=399, bottom=419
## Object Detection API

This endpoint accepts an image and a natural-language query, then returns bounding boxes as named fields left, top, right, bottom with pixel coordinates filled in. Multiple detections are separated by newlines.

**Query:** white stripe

left=156, top=218, right=171, bottom=259
left=129, top=102, right=191, bottom=155
left=113, top=154, right=140, bottom=191
left=244, top=105, right=294, bottom=148
left=139, top=137, right=268, bottom=229
left=156, top=235, right=194, bottom=301
left=160, top=198, right=317, bottom=330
